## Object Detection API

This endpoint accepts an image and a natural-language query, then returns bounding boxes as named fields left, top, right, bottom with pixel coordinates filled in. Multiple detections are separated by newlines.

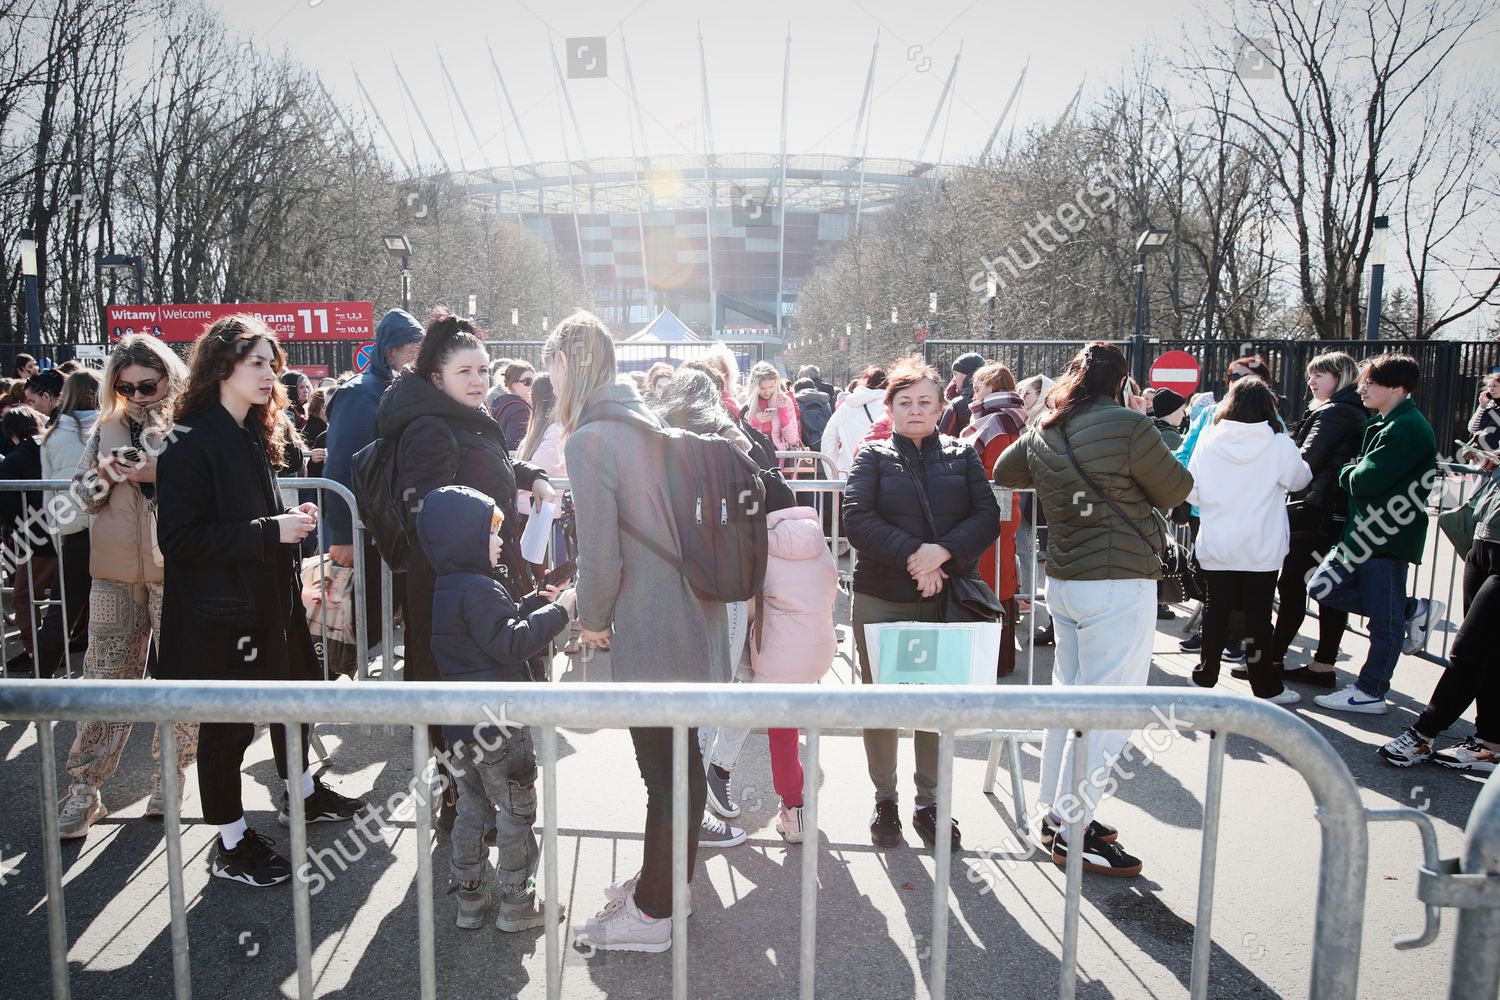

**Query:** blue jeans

left=1308, top=554, right=1412, bottom=699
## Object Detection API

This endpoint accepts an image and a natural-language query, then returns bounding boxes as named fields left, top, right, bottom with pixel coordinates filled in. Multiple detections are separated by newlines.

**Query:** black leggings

left=629, top=726, right=707, bottom=919
left=1200, top=570, right=1282, bottom=696
left=1415, top=540, right=1499, bottom=743
left=1271, top=530, right=1349, bottom=664
left=197, top=722, right=311, bottom=825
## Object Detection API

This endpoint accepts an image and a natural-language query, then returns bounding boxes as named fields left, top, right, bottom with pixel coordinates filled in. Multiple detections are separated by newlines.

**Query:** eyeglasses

left=114, top=378, right=161, bottom=398
left=516, top=376, right=534, bottom=386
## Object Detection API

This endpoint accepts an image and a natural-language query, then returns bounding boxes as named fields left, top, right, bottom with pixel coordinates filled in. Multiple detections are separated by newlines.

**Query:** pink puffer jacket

left=749, top=506, right=838, bottom=684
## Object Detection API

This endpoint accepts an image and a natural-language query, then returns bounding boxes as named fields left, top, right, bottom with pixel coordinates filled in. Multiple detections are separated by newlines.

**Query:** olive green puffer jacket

left=994, top=398, right=1194, bottom=581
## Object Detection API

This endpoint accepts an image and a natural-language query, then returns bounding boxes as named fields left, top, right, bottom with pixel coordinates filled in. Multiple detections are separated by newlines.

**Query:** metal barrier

left=0, top=477, right=382, bottom=684
left=1, top=680, right=1385, bottom=1000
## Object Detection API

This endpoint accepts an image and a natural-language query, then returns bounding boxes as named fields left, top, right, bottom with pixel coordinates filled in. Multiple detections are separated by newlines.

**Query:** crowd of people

left=0, top=312, right=1493, bottom=951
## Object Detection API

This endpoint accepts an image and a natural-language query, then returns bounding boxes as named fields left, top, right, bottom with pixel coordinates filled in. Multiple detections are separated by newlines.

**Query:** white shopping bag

left=863, top=621, right=1003, bottom=686
left=520, top=500, right=559, bottom=564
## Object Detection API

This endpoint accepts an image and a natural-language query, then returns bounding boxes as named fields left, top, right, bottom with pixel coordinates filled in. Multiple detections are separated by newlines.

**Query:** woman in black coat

left=377, top=317, right=557, bottom=694
left=157, top=316, right=365, bottom=888
left=842, top=359, right=1000, bottom=853
left=1266, top=352, right=1369, bottom=685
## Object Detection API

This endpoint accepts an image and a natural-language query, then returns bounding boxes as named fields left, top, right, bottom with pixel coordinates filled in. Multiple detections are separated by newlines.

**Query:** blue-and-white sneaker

left=1314, top=684, right=1388, bottom=715
left=1403, top=599, right=1445, bottom=654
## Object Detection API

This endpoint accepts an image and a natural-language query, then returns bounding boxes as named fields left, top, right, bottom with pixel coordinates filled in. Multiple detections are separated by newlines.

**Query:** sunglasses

left=114, top=378, right=161, bottom=398
left=515, top=376, right=534, bottom=386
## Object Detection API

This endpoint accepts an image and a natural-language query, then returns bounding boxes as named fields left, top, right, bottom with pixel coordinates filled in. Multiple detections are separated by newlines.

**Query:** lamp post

left=986, top=272, right=997, bottom=338
left=1133, top=226, right=1170, bottom=383
left=382, top=234, right=412, bottom=312
left=19, top=229, right=41, bottom=343
left=511, top=306, right=519, bottom=330
left=1365, top=215, right=1389, bottom=341
left=96, top=252, right=145, bottom=304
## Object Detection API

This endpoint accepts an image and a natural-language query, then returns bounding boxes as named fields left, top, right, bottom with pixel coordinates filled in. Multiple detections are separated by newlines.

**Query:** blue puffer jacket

left=322, top=308, right=423, bottom=547
left=416, top=485, right=569, bottom=747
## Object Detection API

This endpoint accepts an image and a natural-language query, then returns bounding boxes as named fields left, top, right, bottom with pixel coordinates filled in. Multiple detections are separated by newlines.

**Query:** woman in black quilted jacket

left=1267, top=351, right=1368, bottom=686
left=843, top=358, right=999, bottom=854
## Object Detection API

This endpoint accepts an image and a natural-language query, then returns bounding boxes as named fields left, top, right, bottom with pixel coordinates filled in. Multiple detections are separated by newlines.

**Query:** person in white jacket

left=37, top=369, right=100, bottom=677
left=819, top=367, right=888, bottom=476
left=1187, top=376, right=1312, bottom=703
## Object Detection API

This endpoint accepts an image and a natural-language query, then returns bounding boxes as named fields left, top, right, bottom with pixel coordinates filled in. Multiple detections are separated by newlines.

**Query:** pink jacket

left=749, top=506, right=838, bottom=684
left=745, top=397, right=802, bottom=453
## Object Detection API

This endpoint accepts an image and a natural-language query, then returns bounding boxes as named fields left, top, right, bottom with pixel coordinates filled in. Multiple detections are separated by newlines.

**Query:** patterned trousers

left=65, top=580, right=198, bottom=789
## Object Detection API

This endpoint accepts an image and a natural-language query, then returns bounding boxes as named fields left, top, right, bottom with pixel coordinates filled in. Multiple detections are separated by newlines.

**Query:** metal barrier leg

left=1189, top=730, right=1227, bottom=999
left=799, top=728, right=820, bottom=1000
left=412, top=726, right=437, bottom=1000
left=36, top=719, right=71, bottom=1000
left=1006, top=734, right=1029, bottom=835
left=380, top=562, right=395, bottom=683
left=284, top=724, right=313, bottom=1000
left=671, top=725, right=690, bottom=999
left=982, top=739, right=1001, bottom=795
left=541, top=725, right=561, bottom=1000
left=158, top=724, right=191, bottom=1000
left=1058, top=730, right=1090, bottom=1000
left=1447, top=773, right=1500, bottom=1000
left=928, top=731, right=955, bottom=1000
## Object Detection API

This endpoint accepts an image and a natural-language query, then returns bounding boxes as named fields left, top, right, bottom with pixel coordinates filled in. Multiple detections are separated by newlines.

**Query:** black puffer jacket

left=843, top=432, right=1000, bottom=603
left=1290, top=384, right=1368, bottom=514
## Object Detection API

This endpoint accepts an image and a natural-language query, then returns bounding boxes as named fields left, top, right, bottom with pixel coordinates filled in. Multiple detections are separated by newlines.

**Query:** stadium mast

left=548, top=40, right=588, bottom=290
left=351, top=70, right=416, bottom=178
left=980, top=60, right=1028, bottom=161
left=916, top=45, right=961, bottom=164
left=392, top=60, right=451, bottom=174
left=851, top=30, right=879, bottom=234
left=697, top=22, right=719, bottom=335
left=484, top=40, right=530, bottom=222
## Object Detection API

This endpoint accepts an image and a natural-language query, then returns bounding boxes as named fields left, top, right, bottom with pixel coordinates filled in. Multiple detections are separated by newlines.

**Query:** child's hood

left=416, top=485, right=498, bottom=576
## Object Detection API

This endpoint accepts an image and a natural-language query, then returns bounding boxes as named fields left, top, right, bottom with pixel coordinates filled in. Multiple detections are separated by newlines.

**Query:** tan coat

left=73, top=401, right=173, bottom=584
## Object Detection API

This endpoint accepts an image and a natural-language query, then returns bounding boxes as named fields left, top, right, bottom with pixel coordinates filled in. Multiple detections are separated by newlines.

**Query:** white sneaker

left=58, top=783, right=106, bottom=839
left=698, top=812, right=746, bottom=848
left=776, top=805, right=805, bottom=843
left=1314, top=684, right=1389, bottom=715
left=1263, top=689, right=1301, bottom=706
left=146, top=774, right=189, bottom=818
left=1432, top=736, right=1498, bottom=773
left=574, top=894, right=672, bottom=953
left=1404, top=599, right=1445, bottom=654
left=601, top=872, right=692, bottom=916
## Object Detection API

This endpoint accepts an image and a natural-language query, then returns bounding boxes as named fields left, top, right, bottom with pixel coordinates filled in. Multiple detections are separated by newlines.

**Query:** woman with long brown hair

left=156, top=316, right=364, bottom=887
left=995, top=341, right=1193, bottom=878
left=57, top=336, right=192, bottom=840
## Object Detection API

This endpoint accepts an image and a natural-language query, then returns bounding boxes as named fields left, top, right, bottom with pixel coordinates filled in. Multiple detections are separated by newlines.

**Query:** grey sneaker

left=698, top=812, right=746, bottom=849
left=602, top=872, right=692, bottom=916
left=496, top=881, right=566, bottom=932
left=59, top=783, right=106, bottom=839
left=453, top=881, right=490, bottom=929
left=146, top=774, right=189, bottom=818
left=704, top=766, right=740, bottom=818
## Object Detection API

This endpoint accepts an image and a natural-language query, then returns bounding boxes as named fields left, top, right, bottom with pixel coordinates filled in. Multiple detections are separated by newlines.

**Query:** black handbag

left=893, top=449, right=1006, bottom=623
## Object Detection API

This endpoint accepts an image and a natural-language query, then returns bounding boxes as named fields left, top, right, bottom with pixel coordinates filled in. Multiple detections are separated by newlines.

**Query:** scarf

left=966, top=391, right=1028, bottom=449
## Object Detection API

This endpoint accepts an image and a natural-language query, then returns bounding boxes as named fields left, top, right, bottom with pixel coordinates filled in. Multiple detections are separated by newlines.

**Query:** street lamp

left=986, top=272, right=997, bottom=338
left=511, top=306, right=519, bottom=328
left=1133, top=226, right=1170, bottom=341
left=928, top=290, right=938, bottom=343
left=18, top=229, right=40, bottom=343
left=382, top=234, right=412, bottom=312
left=96, top=252, right=145, bottom=304
left=1365, top=215, right=1389, bottom=341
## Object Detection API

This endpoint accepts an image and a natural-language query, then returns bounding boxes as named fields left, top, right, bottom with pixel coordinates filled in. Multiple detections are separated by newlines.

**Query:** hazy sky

left=216, top=0, right=1210, bottom=169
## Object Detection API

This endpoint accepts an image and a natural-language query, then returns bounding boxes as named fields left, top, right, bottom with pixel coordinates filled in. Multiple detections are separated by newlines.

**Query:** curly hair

left=175, top=314, right=291, bottom=466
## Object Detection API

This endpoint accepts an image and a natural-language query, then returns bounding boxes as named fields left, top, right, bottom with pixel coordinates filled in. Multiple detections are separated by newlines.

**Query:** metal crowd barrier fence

left=1, top=679, right=1422, bottom=1000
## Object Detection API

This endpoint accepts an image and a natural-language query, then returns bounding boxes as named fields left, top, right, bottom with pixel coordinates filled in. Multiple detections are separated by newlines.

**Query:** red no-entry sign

left=1149, top=350, right=1201, bottom=396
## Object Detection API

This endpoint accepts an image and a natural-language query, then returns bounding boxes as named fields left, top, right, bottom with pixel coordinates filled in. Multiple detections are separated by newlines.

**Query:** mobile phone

left=540, top=560, right=576, bottom=588
left=111, top=446, right=142, bottom=463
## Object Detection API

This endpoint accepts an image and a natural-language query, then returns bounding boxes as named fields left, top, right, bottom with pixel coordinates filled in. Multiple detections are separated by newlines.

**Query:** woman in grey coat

left=545, top=311, right=734, bottom=954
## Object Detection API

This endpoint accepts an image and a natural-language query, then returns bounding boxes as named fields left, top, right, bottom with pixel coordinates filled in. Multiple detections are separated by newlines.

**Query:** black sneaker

left=1032, top=624, right=1055, bottom=647
left=870, top=799, right=902, bottom=848
left=1038, top=817, right=1118, bottom=849
left=1191, top=666, right=1218, bottom=688
left=1179, top=632, right=1203, bottom=653
left=1157, top=604, right=1177, bottom=620
left=1222, top=641, right=1245, bottom=663
left=1282, top=666, right=1338, bottom=689
left=1051, top=829, right=1142, bottom=878
left=278, top=779, right=366, bottom=827
left=911, top=805, right=961, bottom=851
left=211, top=829, right=291, bottom=887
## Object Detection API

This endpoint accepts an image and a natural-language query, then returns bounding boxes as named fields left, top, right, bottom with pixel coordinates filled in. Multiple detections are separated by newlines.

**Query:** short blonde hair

left=541, top=310, right=618, bottom=436
left=1306, top=351, right=1359, bottom=394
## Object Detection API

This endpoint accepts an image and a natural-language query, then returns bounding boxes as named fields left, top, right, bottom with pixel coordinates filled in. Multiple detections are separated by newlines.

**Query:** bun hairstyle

left=1043, top=341, right=1128, bottom=427
left=414, top=316, right=484, bottom=382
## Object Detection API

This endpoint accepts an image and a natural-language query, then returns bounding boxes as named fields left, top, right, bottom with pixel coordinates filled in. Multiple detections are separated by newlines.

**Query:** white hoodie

left=1187, top=419, right=1312, bottom=573
left=820, top=385, right=887, bottom=475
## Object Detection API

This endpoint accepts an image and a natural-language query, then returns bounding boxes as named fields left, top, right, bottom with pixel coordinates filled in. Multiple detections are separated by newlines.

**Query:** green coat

left=1336, top=398, right=1437, bottom=565
left=995, top=398, right=1194, bottom=581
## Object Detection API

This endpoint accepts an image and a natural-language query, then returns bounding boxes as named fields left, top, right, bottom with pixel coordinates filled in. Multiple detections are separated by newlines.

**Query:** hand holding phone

left=540, top=560, right=576, bottom=589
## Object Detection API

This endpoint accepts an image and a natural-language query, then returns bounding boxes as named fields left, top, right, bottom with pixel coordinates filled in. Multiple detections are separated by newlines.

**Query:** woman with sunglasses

left=488, top=360, right=535, bottom=453
left=56, top=335, right=197, bottom=839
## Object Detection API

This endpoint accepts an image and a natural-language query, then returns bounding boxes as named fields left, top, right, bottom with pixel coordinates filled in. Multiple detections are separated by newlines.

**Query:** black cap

left=953, top=353, right=985, bottom=377
left=1151, top=388, right=1186, bottom=419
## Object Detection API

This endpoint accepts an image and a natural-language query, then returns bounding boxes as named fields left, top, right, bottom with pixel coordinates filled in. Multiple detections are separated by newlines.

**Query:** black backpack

left=351, top=428, right=457, bottom=572
left=798, top=397, right=832, bottom=450
left=590, top=404, right=768, bottom=603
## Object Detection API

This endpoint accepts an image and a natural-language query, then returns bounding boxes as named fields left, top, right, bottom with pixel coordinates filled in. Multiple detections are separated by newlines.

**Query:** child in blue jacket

left=416, top=485, right=575, bottom=932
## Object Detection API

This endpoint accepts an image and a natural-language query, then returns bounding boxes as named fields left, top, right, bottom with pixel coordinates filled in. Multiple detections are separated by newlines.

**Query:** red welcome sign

left=105, top=302, right=375, bottom=343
